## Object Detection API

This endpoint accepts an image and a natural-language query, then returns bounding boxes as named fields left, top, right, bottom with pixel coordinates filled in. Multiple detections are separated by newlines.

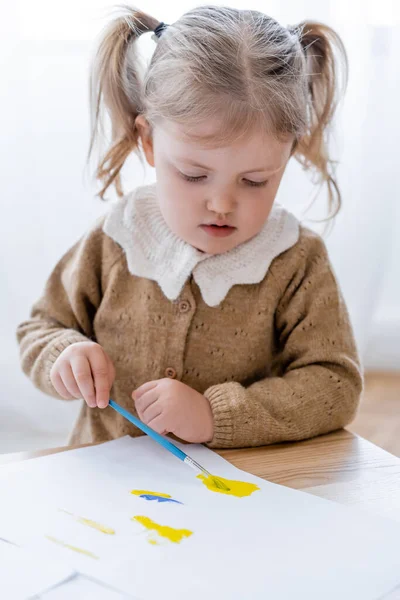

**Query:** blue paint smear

left=139, top=494, right=182, bottom=505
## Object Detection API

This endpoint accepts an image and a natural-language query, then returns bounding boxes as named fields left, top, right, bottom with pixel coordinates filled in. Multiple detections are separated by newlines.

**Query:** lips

left=200, top=223, right=236, bottom=238
left=205, top=221, right=229, bottom=227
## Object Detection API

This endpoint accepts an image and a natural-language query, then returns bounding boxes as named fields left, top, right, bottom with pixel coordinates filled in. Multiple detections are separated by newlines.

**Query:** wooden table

left=2, top=429, right=400, bottom=523
left=2, top=429, right=400, bottom=599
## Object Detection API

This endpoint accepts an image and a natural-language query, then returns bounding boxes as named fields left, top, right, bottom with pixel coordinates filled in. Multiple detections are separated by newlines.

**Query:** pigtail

left=87, top=6, right=159, bottom=199
left=292, top=22, right=348, bottom=218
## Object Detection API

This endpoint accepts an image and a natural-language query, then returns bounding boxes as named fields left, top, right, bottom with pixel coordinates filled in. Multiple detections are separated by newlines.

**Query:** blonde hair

left=88, top=4, right=348, bottom=217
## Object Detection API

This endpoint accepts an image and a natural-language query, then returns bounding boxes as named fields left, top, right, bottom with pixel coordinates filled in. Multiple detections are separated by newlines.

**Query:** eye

left=244, top=179, right=269, bottom=188
left=181, top=173, right=206, bottom=183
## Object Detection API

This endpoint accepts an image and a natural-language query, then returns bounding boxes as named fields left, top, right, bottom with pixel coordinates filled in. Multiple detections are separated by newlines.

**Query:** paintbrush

left=109, top=399, right=229, bottom=491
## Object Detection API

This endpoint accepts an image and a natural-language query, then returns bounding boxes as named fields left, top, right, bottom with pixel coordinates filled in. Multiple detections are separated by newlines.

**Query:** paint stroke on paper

left=46, top=535, right=99, bottom=559
left=131, top=490, right=182, bottom=504
left=198, top=474, right=260, bottom=497
left=132, top=516, right=193, bottom=545
left=60, top=509, right=115, bottom=534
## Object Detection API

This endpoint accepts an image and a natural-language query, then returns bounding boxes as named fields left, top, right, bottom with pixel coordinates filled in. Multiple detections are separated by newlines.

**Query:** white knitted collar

left=103, top=183, right=299, bottom=307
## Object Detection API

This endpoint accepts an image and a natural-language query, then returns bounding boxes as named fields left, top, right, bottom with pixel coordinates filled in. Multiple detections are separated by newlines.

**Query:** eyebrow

left=176, top=158, right=282, bottom=175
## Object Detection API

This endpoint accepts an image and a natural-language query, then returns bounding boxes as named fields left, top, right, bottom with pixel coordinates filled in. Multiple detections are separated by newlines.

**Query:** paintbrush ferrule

left=183, top=456, right=207, bottom=476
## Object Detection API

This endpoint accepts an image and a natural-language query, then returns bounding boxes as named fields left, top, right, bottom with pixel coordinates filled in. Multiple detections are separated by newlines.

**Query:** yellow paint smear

left=46, top=535, right=98, bottom=559
left=60, top=510, right=115, bottom=534
left=131, top=490, right=171, bottom=499
left=77, top=517, right=115, bottom=534
left=133, top=516, right=193, bottom=544
left=197, top=474, right=260, bottom=497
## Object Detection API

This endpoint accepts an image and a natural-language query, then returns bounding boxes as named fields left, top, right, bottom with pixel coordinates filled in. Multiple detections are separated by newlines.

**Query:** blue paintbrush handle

left=109, top=399, right=187, bottom=462
left=108, top=399, right=229, bottom=489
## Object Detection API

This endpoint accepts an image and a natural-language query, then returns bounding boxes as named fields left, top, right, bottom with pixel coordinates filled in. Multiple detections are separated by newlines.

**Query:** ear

left=135, top=115, right=155, bottom=167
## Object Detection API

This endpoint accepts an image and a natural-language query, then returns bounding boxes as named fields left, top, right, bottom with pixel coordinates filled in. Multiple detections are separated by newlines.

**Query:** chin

left=195, top=239, right=238, bottom=255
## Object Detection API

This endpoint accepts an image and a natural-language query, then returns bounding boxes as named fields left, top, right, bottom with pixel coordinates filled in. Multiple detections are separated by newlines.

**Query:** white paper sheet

left=0, top=539, right=75, bottom=600
left=37, top=574, right=136, bottom=600
left=1, top=436, right=400, bottom=600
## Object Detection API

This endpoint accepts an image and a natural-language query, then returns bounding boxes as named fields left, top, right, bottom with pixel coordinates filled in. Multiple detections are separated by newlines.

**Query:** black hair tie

left=153, top=22, right=168, bottom=39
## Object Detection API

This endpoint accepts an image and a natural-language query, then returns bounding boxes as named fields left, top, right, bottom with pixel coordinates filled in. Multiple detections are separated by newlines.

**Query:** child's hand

left=133, top=379, right=214, bottom=444
left=50, top=342, right=115, bottom=409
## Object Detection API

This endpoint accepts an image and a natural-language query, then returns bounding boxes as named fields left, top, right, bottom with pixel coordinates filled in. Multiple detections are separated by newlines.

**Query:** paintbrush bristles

left=183, top=457, right=231, bottom=491
left=211, top=477, right=230, bottom=491
left=201, top=470, right=231, bottom=492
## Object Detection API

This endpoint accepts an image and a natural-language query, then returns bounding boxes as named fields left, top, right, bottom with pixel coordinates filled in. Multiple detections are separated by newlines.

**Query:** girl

left=17, top=5, right=362, bottom=448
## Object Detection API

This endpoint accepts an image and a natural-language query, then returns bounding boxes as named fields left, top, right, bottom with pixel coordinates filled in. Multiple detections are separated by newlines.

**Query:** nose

left=206, top=190, right=236, bottom=215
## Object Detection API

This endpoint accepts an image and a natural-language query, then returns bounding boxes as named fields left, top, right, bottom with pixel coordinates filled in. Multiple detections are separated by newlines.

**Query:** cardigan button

left=165, top=367, right=177, bottom=379
left=178, top=299, right=191, bottom=313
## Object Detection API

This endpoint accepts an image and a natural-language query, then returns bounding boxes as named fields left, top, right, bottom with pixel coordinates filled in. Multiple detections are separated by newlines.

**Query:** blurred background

left=1, top=0, right=399, bottom=455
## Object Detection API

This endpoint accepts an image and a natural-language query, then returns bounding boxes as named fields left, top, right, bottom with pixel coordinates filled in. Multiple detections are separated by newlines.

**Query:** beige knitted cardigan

left=17, top=184, right=362, bottom=448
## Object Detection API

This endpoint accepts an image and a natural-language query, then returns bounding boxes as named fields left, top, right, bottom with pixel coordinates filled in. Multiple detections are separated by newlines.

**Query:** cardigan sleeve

left=16, top=219, right=120, bottom=399
left=204, top=230, right=363, bottom=448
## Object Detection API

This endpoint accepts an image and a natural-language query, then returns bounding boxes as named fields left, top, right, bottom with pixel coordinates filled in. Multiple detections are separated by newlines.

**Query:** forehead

left=154, top=118, right=293, bottom=170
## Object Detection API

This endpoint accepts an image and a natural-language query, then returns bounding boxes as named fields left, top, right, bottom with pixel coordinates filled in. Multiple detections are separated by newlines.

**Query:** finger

left=135, top=389, right=159, bottom=418
left=147, top=414, right=168, bottom=436
left=51, top=371, right=75, bottom=400
left=70, top=355, right=97, bottom=408
left=89, top=351, right=111, bottom=409
left=133, top=380, right=159, bottom=401
left=141, top=402, right=162, bottom=426
left=104, top=352, right=116, bottom=388
left=59, top=363, right=82, bottom=399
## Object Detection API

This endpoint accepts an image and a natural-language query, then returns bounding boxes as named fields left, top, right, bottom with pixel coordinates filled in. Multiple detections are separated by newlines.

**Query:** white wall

left=1, top=1, right=399, bottom=452
left=364, top=201, right=400, bottom=371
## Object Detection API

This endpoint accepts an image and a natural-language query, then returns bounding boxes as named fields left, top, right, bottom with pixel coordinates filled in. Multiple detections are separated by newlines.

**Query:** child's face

left=137, top=117, right=293, bottom=255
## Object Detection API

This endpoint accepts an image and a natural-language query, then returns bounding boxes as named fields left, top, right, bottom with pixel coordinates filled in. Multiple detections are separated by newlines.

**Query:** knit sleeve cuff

left=41, top=331, right=91, bottom=397
left=204, top=384, right=235, bottom=448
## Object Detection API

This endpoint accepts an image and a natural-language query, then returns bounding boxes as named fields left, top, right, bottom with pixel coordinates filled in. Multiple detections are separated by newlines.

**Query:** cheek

left=239, top=192, right=275, bottom=228
left=157, top=182, right=200, bottom=232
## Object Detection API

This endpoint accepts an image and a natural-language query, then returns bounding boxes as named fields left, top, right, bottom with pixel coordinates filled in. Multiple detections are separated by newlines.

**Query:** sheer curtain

left=1, top=0, right=399, bottom=451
